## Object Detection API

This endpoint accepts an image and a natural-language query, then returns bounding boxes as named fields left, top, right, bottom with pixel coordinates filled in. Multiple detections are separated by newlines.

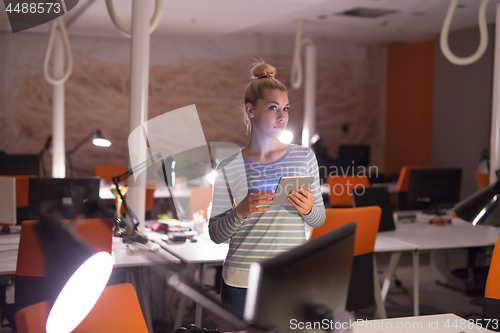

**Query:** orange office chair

left=326, top=175, right=370, bottom=207
left=13, top=175, right=31, bottom=224
left=14, top=219, right=113, bottom=315
left=309, top=206, right=386, bottom=317
left=94, top=164, right=127, bottom=184
left=15, top=283, right=148, bottom=333
left=396, top=165, right=433, bottom=210
left=483, top=235, right=500, bottom=331
left=475, top=170, right=490, bottom=190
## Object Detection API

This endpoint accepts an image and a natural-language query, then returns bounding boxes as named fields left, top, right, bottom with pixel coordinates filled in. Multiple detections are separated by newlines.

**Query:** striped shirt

left=209, top=144, right=326, bottom=288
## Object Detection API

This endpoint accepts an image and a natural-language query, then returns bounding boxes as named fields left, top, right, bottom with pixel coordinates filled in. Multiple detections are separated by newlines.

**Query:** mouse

left=2, top=226, right=11, bottom=234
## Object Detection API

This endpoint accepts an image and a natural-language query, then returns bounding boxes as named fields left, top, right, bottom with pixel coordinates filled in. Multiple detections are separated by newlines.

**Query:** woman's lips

left=274, top=124, right=285, bottom=129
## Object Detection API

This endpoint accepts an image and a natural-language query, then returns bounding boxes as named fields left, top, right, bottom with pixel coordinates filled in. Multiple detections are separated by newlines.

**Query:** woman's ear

left=246, top=103, right=254, bottom=118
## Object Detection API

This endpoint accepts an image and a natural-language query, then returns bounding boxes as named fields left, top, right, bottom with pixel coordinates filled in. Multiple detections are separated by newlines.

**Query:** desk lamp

left=453, top=172, right=500, bottom=226
left=38, top=136, right=53, bottom=177
left=67, top=130, right=111, bottom=177
left=35, top=215, right=113, bottom=333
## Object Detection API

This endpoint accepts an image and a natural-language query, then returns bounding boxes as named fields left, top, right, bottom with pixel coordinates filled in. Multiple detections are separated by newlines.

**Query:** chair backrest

left=352, top=187, right=396, bottom=232
left=484, top=235, right=500, bottom=328
left=94, top=164, right=127, bottom=184
left=15, top=283, right=148, bottom=333
left=308, top=206, right=381, bottom=311
left=15, top=219, right=113, bottom=310
left=326, top=175, right=370, bottom=207
left=475, top=170, right=490, bottom=190
left=396, top=165, right=434, bottom=192
left=190, top=187, right=213, bottom=219
left=308, top=207, right=381, bottom=255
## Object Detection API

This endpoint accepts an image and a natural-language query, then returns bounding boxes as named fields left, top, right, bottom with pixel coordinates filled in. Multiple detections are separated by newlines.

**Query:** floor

left=1, top=252, right=484, bottom=333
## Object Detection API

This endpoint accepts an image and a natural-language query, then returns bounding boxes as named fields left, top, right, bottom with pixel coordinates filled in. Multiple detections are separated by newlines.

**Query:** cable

left=440, top=0, right=491, bottom=66
left=105, top=0, right=163, bottom=38
left=291, top=20, right=315, bottom=89
left=43, top=17, right=73, bottom=85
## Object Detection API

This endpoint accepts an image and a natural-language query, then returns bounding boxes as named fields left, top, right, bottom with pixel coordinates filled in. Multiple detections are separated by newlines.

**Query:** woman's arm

left=208, top=165, right=246, bottom=244
left=301, top=149, right=326, bottom=228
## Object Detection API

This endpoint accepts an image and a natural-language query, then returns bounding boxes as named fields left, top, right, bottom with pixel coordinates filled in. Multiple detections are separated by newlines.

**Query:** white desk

left=378, top=219, right=500, bottom=317
left=0, top=234, right=21, bottom=275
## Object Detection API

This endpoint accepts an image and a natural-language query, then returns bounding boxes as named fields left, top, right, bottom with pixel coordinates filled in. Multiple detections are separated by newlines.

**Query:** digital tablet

left=271, top=175, right=314, bottom=205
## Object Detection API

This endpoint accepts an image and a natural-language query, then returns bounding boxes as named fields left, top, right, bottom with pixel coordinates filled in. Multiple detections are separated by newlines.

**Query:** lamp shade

left=34, top=216, right=113, bottom=333
left=92, top=130, right=111, bottom=148
left=453, top=180, right=500, bottom=226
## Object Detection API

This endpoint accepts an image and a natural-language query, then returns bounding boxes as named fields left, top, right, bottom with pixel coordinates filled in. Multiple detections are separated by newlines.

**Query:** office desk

left=378, top=219, right=500, bottom=317
left=0, top=234, right=20, bottom=275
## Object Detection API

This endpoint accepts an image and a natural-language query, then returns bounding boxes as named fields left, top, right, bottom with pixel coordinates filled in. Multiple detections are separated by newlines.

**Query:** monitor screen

left=0, top=154, right=40, bottom=176
left=338, top=145, right=370, bottom=167
left=28, top=178, right=100, bottom=220
left=244, top=223, right=355, bottom=332
left=407, top=168, right=462, bottom=211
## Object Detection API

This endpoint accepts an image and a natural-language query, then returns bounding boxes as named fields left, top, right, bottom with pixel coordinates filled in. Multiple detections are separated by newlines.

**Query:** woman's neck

left=242, top=135, right=289, bottom=164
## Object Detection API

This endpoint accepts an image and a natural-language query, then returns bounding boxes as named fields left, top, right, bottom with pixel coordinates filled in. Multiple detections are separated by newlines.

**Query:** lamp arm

left=66, top=131, right=97, bottom=156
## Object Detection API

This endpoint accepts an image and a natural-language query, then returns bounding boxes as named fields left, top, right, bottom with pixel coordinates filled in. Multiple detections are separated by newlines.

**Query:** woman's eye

left=269, top=106, right=277, bottom=111
left=284, top=107, right=289, bottom=112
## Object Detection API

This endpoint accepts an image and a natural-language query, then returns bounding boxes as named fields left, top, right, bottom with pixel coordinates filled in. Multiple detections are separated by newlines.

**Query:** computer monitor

left=352, top=187, right=396, bottom=232
left=338, top=145, right=370, bottom=167
left=244, top=223, right=355, bottom=332
left=0, top=154, right=40, bottom=176
left=407, top=168, right=462, bottom=213
left=28, top=178, right=100, bottom=220
left=0, top=177, right=17, bottom=225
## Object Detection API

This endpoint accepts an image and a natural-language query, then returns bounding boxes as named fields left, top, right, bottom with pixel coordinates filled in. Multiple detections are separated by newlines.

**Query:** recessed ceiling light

left=335, top=7, right=399, bottom=18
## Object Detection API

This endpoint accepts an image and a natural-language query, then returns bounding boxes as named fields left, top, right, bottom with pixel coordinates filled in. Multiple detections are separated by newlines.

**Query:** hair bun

left=251, top=63, right=276, bottom=79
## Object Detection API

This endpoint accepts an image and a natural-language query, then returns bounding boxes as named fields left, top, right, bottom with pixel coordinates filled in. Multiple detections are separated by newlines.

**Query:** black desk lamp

left=453, top=171, right=500, bottom=226
left=38, top=136, right=53, bottom=177
left=35, top=214, right=113, bottom=333
left=67, top=130, right=111, bottom=177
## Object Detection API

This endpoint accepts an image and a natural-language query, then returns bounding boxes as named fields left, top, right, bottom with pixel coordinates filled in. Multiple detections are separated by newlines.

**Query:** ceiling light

left=335, top=7, right=399, bottom=18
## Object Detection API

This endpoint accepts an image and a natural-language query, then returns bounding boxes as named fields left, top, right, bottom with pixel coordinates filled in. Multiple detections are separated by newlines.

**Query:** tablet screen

left=271, top=176, right=314, bottom=205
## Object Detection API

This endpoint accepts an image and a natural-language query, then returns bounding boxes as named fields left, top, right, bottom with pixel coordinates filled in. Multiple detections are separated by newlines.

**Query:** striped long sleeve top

left=209, top=144, right=326, bottom=288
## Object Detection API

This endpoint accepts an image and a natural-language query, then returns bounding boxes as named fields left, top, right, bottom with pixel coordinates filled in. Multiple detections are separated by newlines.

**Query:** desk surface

left=380, top=219, right=500, bottom=251
left=0, top=232, right=180, bottom=275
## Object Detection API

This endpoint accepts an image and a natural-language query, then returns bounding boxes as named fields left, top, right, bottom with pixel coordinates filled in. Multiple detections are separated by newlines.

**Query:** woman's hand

left=236, top=190, right=274, bottom=219
left=288, top=187, right=314, bottom=215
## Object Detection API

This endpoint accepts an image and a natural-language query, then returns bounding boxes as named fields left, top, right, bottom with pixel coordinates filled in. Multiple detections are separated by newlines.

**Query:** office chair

left=94, top=164, right=127, bottom=184
left=483, top=235, right=500, bottom=331
left=326, top=175, right=370, bottom=207
left=308, top=206, right=386, bottom=318
left=396, top=165, right=433, bottom=210
left=475, top=170, right=490, bottom=190
left=15, top=283, right=148, bottom=333
left=9, top=218, right=112, bottom=329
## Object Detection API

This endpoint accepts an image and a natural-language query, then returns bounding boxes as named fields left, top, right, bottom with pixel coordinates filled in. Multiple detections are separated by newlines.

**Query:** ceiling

left=0, top=0, right=499, bottom=44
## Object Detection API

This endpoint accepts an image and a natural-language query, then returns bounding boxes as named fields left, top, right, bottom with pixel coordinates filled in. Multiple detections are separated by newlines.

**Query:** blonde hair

left=243, top=62, right=287, bottom=136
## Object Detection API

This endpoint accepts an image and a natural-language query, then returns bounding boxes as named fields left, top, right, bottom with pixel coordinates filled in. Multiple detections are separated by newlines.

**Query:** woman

left=209, top=62, right=326, bottom=317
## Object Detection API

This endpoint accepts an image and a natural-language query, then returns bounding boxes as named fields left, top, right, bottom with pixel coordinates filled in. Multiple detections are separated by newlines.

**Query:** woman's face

left=247, top=89, right=290, bottom=139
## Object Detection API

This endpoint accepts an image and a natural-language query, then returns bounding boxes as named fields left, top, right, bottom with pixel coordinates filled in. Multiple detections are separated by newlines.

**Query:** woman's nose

left=277, top=109, right=285, bottom=121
